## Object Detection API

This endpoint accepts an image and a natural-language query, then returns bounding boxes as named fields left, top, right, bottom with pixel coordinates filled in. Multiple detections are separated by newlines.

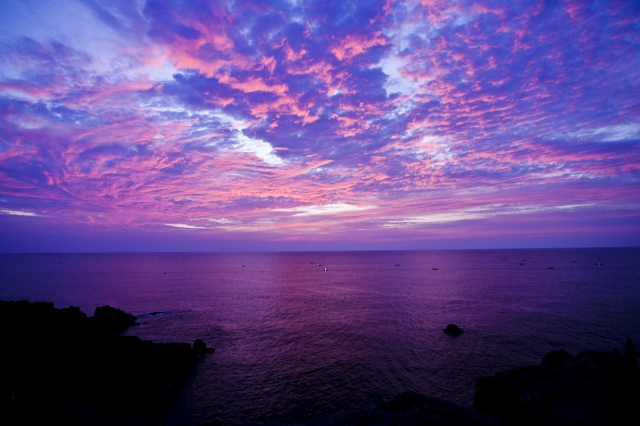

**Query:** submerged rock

left=474, top=340, right=640, bottom=425
left=444, top=324, right=464, bottom=336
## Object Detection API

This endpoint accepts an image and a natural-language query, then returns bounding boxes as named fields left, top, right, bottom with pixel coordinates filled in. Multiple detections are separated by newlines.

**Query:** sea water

left=1, top=248, right=639, bottom=425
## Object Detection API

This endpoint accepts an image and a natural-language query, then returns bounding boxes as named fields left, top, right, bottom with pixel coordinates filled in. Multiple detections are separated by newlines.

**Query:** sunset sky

left=1, top=0, right=639, bottom=252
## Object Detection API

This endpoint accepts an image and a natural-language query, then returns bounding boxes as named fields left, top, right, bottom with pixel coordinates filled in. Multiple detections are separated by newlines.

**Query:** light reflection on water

left=1, top=248, right=639, bottom=425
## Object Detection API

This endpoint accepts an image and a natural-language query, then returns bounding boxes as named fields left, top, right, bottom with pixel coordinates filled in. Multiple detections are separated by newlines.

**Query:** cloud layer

left=1, top=0, right=639, bottom=250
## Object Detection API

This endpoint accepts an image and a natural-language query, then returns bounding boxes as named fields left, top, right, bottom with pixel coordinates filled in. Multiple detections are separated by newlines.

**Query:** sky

left=0, top=0, right=639, bottom=252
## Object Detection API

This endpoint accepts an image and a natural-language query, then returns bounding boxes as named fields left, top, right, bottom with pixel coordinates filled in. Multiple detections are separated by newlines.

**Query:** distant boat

left=597, top=263, right=603, bottom=266
left=395, top=264, right=400, bottom=266
left=572, top=260, right=577, bottom=263
left=324, top=268, right=328, bottom=272
left=519, top=263, right=525, bottom=265
left=548, top=267, right=555, bottom=270
left=432, top=267, right=438, bottom=270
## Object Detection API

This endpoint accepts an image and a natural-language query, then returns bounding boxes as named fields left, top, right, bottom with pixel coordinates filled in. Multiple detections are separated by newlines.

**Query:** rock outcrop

left=444, top=324, right=464, bottom=336
left=92, top=304, right=138, bottom=333
left=264, top=392, right=501, bottom=425
left=0, top=299, right=214, bottom=420
left=193, top=338, right=216, bottom=357
left=474, top=341, right=640, bottom=425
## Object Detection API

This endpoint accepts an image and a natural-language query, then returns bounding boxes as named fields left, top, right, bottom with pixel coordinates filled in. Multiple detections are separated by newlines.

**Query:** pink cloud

left=330, top=32, right=389, bottom=61
left=0, top=0, right=638, bottom=250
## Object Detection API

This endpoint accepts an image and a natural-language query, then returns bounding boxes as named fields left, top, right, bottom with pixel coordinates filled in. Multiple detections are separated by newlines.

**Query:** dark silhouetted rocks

left=263, top=392, right=501, bottom=425
left=193, top=338, right=215, bottom=357
left=444, top=324, right=464, bottom=336
left=5, top=299, right=637, bottom=426
left=474, top=340, right=640, bottom=425
left=5, top=404, right=153, bottom=426
left=0, top=299, right=214, bottom=422
left=540, top=348, right=575, bottom=367
left=92, top=304, right=138, bottom=333
left=375, top=392, right=501, bottom=425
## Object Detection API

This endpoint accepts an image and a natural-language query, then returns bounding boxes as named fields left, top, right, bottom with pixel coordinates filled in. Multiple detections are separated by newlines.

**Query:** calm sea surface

left=1, top=249, right=639, bottom=425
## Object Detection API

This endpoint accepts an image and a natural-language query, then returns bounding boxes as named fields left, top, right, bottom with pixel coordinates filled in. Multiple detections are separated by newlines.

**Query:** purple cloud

left=0, top=0, right=639, bottom=251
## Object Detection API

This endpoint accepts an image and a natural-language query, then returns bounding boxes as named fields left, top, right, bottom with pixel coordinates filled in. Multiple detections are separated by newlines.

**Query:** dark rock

left=60, top=306, right=87, bottom=321
left=0, top=299, right=202, bottom=420
left=193, top=338, right=215, bottom=357
left=474, top=341, right=640, bottom=425
left=540, top=349, right=575, bottom=367
left=623, top=337, right=639, bottom=369
left=93, top=305, right=138, bottom=333
left=193, top=338, right=206, bottom=356
left=5, top=404, right=153, bottom=426
left=444, top=324, right=464, bottom=336
left=624, top=337, right=635, bottom=351
left=263, top=392, right=500, bottom=425
left=377, top=392, right=500, bottom=424
left=612, top=347, right=621, bottom=360
left=31, top=301, right=55, bottom=314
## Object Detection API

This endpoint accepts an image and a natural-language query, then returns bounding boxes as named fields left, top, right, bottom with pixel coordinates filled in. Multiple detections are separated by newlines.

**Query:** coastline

left=0, top=300, right=214, bottom=425
left=1, top=300, right=638, bottom=425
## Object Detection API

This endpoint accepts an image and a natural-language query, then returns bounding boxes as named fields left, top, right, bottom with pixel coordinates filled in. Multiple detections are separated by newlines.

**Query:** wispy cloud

left=165, top=223, right=206, bottom=229
left=384, top=204, right=593, bottom=227
left=1, top=209, right=38, bottom=217
left=276, top=204, right=376, bottom=217
left=558, top=124, right=640, bottom=143
left=205, top=218, right=238, bottom=224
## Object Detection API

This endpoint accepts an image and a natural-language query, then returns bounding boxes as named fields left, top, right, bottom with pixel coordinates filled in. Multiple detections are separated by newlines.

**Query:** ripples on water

left=1, top=248, right=639, bottom=425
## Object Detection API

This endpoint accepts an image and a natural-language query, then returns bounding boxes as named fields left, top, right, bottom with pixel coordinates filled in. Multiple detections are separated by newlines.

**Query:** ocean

left=1, top=248, right=639, bottom=425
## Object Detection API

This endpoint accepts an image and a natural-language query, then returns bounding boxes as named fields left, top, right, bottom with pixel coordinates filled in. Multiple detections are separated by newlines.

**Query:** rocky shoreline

left=474, top=341, right=640, bottom=425
left=1, top=300, right=637, bottom=425
left=0, top=299, right=214, bottom=425
left=264, top=338, right=639, bottom=426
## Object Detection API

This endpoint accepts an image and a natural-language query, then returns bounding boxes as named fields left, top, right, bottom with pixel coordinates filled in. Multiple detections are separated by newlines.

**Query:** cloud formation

left=0, top=0, right=639, bottom=249
left=1, top=209, right=38, bottom=216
